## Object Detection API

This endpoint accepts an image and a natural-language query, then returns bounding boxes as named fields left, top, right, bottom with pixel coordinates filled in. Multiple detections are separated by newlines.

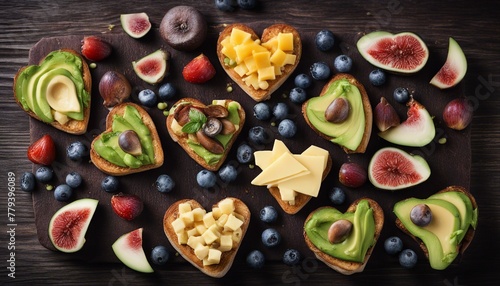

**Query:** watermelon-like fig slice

left=132, top=49, right=169, bottom=84
left=368, top=147, right=431, bottom=190
left=120, top=12, right=151, bottom=39
left=48, top=198, right=98, bottom=253
left=112, top=228, right=154, bottom=273
left=357, top=31, right=429, bottom=74
left=430, top=37, right=467, bottom=89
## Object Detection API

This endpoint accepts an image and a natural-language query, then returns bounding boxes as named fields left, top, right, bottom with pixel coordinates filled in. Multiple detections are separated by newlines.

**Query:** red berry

left=27, top=134, right=56, bottom=165
left=81, top=36, right=112, bottom=61
left=111, top=193, right=143, bottom=221
left=182, top=54, right=216, bottom=84
left=339, top=162, right=367, bottom=188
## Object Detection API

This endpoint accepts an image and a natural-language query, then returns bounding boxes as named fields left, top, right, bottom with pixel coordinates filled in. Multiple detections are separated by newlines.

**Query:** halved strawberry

left=27, top=134, right=56, bottom=165
left=111, top=193, right=144, bottom=221
left=81, top=36, right=112, bottom=62
left=182, top=54, right=216, bottom=84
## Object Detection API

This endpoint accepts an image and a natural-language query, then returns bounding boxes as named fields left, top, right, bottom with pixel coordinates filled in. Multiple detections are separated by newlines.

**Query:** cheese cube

left=216, top=213, right=229, bottom=227
left=202, top=228, right=218, bottom=245
left=218, top=198, right=235, bottom=215
left=233, top=63, right=249, bottom=77
left=242, top=73, right=259, bottom=90
left=270, top=49, right=288, bottom=67
left=187, top=227, right=199, bottom=238
left=221, top=41, right=237, bottom=61
left=195, top=222, right=207, bottom=235
left=243, top=56, right=258, bottom=75
left=194, top=244, right=210, bottom=260
left=206, top=249, right=222, bottom=265
left=171, top=217, right=186, bottom=234
left=178, top=203, right=192, bottom=214
left=212, top=207, right=223, bottom=219
left=262, top=37, right=278, bottom=53
left=283, top=53, right=297, bottom=65
left=253, top=51, right=271, bottom=69
left=192, top=208, right=206, bottom=222
left=208, top=224, right=222, bottom=238
left=230, top=28, right=252, bottom=46
left=224, top=213, right=244, bottom=232
left=177, top=231, right=188, bottom=245
left=274, top=65, right=282, bottom=76
left=203, top=212, right=216, bottom=228
left=258, top=66, right=276, bottom=82
left=278, top=33, right=294, bottom=51
left=218, top=235, right=233, bottom=252
left=234, top=44, right=254, bottom=63
left=187, top=235, right=205, bottom=249
left=180, top=211, right=194, bottom=226
left=231, top=228, right=243, bottom=244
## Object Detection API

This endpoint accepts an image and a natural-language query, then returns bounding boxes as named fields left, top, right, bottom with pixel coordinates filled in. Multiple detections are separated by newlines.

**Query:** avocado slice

left=394, top=198, right=461, bottom=270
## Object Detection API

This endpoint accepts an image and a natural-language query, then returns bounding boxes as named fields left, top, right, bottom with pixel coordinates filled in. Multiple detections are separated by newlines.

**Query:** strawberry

left=111, top=193, right=144, bottom=221
left=81, top=36, right=112, bottom=62
left=182, top=54, right=216, bottom=84
left=27, top=134, right=56, bottom=165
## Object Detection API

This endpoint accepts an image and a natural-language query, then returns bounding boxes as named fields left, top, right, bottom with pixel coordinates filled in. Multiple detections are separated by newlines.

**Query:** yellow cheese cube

left=187, top=227, right=198, bottom=238
left=218, top=198, right=235, bottom=215
left=221, top=41, right=237, bottom=62
left=243, top=73, right=260, bottom=89
left=262, top=37, right=278, bottom=53
left=207, top=249, right=222, bottom=265
left=195, top=222, right=207, bottom=235
left=218, top=235, right=233, bottom=252
left=212, top=207, right=223, bottom=219
left=216, top=213, right=229, bottom=228
left=270, top=49, right=288, bottom=67
left=243, top=56, right=258, bottom=75
left=230, top=28, right=252, bottom=46
left=253, top=51, right=271, bottom=69
left=194, top=244, right=210, bottom=260
left=192, top=208, right=206, bottom=222
left=171, top=217, right=186, bottom=233
left=180, top=211, right=194, bottom=226
left=187, top=235, right=205, bottom=249
left=234, top=44, right=254, bottom=63
left=278, top=33, right=294, bottom=51
left=208, top=224, right=222, bottom=238
left=202, top=228, right=218, bottom=245
left=179, top=203, right=192, bottom=214
left=284, top=53, right=297, bottom=65
left=224, top=214, right=244, bottom=232
left=274, top=65, right=282, bottom=76
left=177, top=231, right=188, bottom=245
left=258, top=66, right=276, bottom=82
left=233, top=63, right=249, bottom=77
left=203, top=212, right=216, bottom=228
left=232, top=228, right=243, bottom=244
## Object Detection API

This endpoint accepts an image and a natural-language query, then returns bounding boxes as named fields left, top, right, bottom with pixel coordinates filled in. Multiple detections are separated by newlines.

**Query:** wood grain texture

left=1, top=1, right=500, bottom=285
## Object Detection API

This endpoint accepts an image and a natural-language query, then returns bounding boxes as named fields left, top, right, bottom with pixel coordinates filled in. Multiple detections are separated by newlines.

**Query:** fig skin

left=160, top=6, right=207, bottom=51
left=99, top=71, right=131, bottom=108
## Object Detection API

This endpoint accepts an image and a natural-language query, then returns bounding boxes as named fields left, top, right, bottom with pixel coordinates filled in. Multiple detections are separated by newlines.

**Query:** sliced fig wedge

left=368, top=147, right=431, bottom=190
left=132, top=49, right=169, bottom=84
left=120, top=12, right=152, bottom=39
left=430, top=37, right=467, bottom=89
left=378, top=99, right=435, bottom=147
left=357, top=31, right=429, bottom=74
left=112, top=228, right=154, bottom=273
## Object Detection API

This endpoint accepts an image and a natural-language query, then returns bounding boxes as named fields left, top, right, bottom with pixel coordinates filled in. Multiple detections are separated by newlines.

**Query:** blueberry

left=272, top=102, right=289, bottom=121
left=315, top=29, right=335, bottom=52
left=289, top=87, right=307, bottom=104
left=236, top=143, right=254, bottom=164
left=20, top=172, right=36, bottom=192
left=334, top=55, right=353, bottom=73
left=101, top=176, right=119, bottom=193
left=156, top=174, right=175, bottom=193
left=259, top=205, right=278, bottom=223
left=158, top=83, right=177, bottom=101
left=248, top=126, right=271, bottom=145
left=151, top=245, right=170, bottom=265
left=196, top=169, right=217, bottom=188
left=253, top=102, right=271, bottom=121
left=369, top=69, right=386, bottom=86
left=399, top=249, right=418, bottom=268
left=238, top=0, right=256, bottom=10
left=54, top=184, right=73, bottom=202
left=283, top=249, right=301, bottom=266
left=246, top=250, right=265, bottom=269
left=384, top=236, right=404, bottom=255
left=138, top=89, right=158, bottom=107
left=65, top=172, right=82, bottom=189
left=35, top=166, right=54, bottom=183
left=278, top=119, right=297, bottom=138
left=261, top=228, right=281, bottom=247
left=294, top=73, right=312, bottom=89
left=393, top=87, right=410, bottom=104
left=218, top=164, right=238, bottom=183
left=67, top=141, right=87, bottom=161
left=215, top=0, right=236, bottom=12
left=329, top=187, right=346, bottom=205
left=310, top=62, right=331, bottom=81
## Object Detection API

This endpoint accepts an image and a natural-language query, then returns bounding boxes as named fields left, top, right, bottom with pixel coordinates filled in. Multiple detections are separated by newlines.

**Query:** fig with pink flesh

left=357, top=31, right=429, bottom=74
left=368, top=147, right=431, bottom=190
left=132, top=49, right=169, bottom=84
left=430, top=37, right=467, bottom=89
left=48, top=198, right=98, bottom=253
left=112, top=228, right=154, bottom=273
left=120, top=12, right=151, bottom=39
left=378, top=98, right=435, bottom=147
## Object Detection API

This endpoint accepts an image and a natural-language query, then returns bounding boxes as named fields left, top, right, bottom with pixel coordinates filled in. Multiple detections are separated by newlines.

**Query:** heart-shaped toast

left=90, top=102, right=164, bottom=176
left=163, top=197, right=250, bottom=278
left=304, top=198, right=384, bottom=275
left=217, top=23, right=302, bottom=102
left=13, top=49, right=92, bottom=134
left=166, top=98, right=245, bottom=171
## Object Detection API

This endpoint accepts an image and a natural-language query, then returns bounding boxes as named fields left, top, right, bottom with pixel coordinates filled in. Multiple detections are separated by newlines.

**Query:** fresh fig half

left=112, top=228, right=154, bottom=273
left=368, top=147, right=431, bottom=190
left=378, top=98, right=435, bottom=147
left=120, top=12, right=152, bottom=39
left=357, top=31, right=429, bottom=74
left=430, top=37, right=467, bottom=89
left=132, top=49, right=169, bottom=84
left=48, top=198, right=98, bottom=253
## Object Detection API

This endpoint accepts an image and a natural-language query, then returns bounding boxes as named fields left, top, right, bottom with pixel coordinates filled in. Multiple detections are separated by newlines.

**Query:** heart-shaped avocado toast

left=90, top=102, right=164, bottom=176
left=13, top=49, right=92, bottom=134
left=304, top=198, right=384, bottom=275
left=217, top=23, right=302, bottom=102
left=166, top=98, right=245, bottom=171
left=163, top=197, right=250, bottom=278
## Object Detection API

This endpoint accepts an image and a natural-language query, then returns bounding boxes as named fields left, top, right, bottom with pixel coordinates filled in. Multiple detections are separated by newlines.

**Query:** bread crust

left=303, top=198, right=384, bottom=275
left=216, top=23, right=302, bottom=102
left=90, top=102, right=164, bottom=176
left=302, top=73, right=372, bottom=154
left=13, top=49, right=91, bottom=135
left=166, top=98, right=245, bottom=171
left=163, top=197, right=250, bottom=278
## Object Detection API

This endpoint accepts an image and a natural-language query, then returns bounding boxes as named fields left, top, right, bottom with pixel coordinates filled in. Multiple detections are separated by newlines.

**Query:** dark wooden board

left=29, top=23, right=470, bottom=270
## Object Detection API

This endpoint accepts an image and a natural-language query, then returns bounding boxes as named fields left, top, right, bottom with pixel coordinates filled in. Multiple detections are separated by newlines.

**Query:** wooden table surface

left=1, top=1, right=499, bottom=285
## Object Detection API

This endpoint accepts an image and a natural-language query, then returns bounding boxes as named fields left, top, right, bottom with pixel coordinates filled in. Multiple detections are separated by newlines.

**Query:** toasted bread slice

left=217, top=23, right=302, bottom=102
left=13, top=49, right=91, bottom=135
left=302, top=73, right=372, bottom=153
left=90, top=102, right=164, bottom=176
left=268, top=153, right=333, bottom=214
left=395, top=186, right=478, bottom=260
left=163, top=197, right=250, bottom=278
left=304, top=198, right=384, bottom=275
left=166, top=98, right=245, bottom=171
